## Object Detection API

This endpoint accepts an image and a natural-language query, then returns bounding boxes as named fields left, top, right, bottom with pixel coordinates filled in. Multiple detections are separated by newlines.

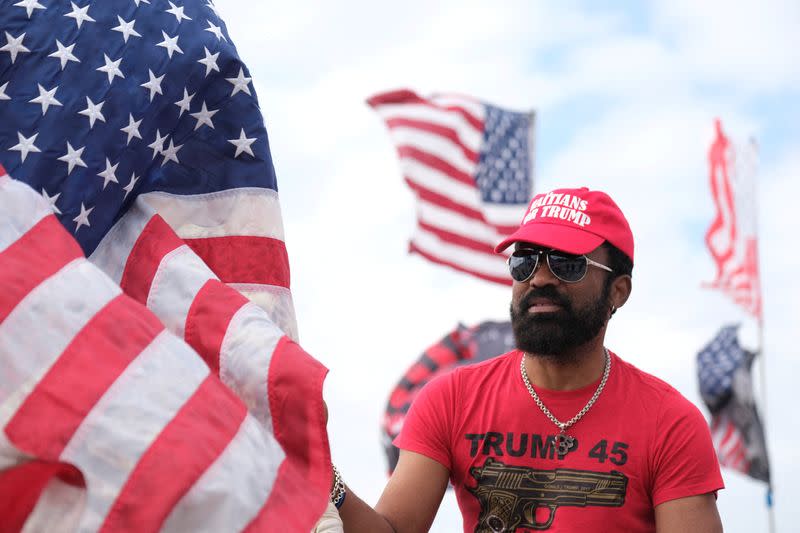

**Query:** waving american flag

left=368, top=89, right=534, bottom=286
left=0, top=1, right=329, bottom=531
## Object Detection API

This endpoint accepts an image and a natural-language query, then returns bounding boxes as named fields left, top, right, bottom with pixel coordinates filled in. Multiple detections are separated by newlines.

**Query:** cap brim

left=494, top=222, right=605, bottom=255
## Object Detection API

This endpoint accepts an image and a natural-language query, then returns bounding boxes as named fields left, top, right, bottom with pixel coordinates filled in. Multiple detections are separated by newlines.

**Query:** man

left=335, top=187, right=724, bottom=532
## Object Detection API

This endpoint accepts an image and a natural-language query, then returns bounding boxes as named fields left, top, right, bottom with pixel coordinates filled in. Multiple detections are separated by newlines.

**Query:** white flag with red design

left=704, top=119, right=763, bottom=320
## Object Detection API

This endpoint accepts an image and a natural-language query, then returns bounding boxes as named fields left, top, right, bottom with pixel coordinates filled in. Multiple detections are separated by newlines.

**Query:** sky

left=214, top=1, right=800, bottom=530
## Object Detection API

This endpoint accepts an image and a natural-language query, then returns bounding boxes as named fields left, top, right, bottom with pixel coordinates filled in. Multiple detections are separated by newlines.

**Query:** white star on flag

left=157, top=30, right=183, bottom=58
left=98, top=158, right=120, bottom=189
left=226, top=67, right=252, bottom=96
left=204, top=21, right=226, bottom=41
left=165, top=1, right=192, bottom=22
left=161, top=139, right=183, bottom=166
left=228, top=128, right=256, bottom=158
left=112, top=15, right=141, bottom=43
left=72, top=202, right=94, bottom=232
left=78, top=97, right=106, bottom=128
left=190, top=102, right=218, bottom=130
left=10, top=132, right=41, bottom=162
left=121, top=113, right=143, bottom=145
left=0, top=82, right=9, bottom=100
left=141, top=69, right=165, bottom=101
left=174, top=88, right=195, bottom=117
left=1, top=31, right=30, bottom=63
left=122, top=172, right=139, bottom=199
left=147, top=129, right=167, bottom=159
left=29, top=83, right=62, bottom=115
left=97, top=53, right=125, bottom=83
left=13, top=0, right=46, bottom=18
left=41, top=188, right=62, bottom=215
left=48, top=40, right=80, bottom=70
left=197, top=46, right=220, bottom=76
left=64, top=1, right=95, bottom=29
left=57, top=141, right=87, bottom=174
left=133, top=0, right=151, bottom=5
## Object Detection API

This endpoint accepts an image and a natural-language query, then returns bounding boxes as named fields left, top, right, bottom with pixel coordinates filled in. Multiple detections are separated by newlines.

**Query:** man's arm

left=655, top=493, right=722, bottom=533
left=338, top=450, right=450, bottom=533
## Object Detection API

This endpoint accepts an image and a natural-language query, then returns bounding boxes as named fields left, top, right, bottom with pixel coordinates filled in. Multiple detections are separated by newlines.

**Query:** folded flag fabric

left=368, top=89, right=534, bottom=285
left=0, top=1, right=330, bottom=530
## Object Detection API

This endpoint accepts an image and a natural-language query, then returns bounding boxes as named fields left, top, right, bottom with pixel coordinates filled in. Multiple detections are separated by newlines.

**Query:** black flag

left=697, top=325, right=770, bottom=482
left=382, top=321, right=515, bottom=473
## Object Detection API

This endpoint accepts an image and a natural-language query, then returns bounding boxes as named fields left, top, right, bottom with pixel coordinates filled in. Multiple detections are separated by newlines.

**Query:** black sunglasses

left=507, top=248, right=614, bottom=283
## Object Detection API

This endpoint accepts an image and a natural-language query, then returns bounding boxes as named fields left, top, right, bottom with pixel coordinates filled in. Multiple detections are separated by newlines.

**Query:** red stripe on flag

left=100, top=376, right=247, bottom=533
left=183, top=236, right=290, bottom=288
left=385, top=118, right=479, bottom=162
left=0, top=215, right=83, bottom=323
left=0, top=461, right=85, bottom=533
left=6, top=294, right=164, bottom=459
left=406, top=178, right=482, bottom=220
left=185, top=280, right=248, bottom=374
left=366, top=89, right=483, bottom=131
left=397, top=146, right=475, bottom=187
left=404, top=179, right=517, bottom=234
left=417, top=221, right=498, bottom=256
left=409, top=242, right=512, bottom=286
left=120, top=215, right=183, bottom=305
left=248, top=338, right=329, bottom=531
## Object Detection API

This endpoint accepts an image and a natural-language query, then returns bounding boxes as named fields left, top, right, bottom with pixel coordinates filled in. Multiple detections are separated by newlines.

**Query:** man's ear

left=610, top=275, right=632, bottom=310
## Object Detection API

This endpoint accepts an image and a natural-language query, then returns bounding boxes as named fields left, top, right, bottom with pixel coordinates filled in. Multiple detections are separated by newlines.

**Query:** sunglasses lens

left=508, top=253, right=538, bottom=282
left=547, top=252, right=588, bottom=282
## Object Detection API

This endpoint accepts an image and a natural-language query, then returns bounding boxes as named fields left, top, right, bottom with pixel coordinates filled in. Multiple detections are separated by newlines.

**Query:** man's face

left=509, top=244, right=612, bottom=360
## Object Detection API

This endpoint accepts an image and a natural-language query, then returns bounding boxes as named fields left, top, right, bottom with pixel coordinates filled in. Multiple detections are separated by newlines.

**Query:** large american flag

left=697, top=325, right=770, bottom=483
left=0, top=1, right=329, bottom=531
left=704, top=119, right=762, bottom=320
left=367, top=89, right=534, bottom=286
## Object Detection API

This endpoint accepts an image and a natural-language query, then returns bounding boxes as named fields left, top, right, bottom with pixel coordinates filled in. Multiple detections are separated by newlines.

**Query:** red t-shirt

left=394, top=350, right=723, bottom=532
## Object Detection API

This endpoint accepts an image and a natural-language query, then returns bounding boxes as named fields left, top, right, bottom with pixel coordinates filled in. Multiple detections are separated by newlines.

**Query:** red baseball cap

left=494, top=187, right=634, bottom=264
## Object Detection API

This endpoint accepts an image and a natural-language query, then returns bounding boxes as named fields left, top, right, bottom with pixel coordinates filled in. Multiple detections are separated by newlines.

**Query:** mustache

left=518, top=286, right=571, bottom=312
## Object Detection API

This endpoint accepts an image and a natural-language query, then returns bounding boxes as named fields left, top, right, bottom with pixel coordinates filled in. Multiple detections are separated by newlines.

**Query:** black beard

left=510, top=282, right=611, bottom=362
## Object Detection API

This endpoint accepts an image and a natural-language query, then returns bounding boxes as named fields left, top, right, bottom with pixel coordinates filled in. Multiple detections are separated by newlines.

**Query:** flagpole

left=752, top=137, right=775, bottom=533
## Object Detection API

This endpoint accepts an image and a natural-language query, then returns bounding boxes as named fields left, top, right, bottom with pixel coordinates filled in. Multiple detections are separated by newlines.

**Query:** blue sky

left=217, top=1, right=799, bottom=530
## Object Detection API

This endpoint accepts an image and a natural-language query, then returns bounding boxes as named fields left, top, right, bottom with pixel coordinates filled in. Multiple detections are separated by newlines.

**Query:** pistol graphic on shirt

left=467, top=458, right=628, bottom=532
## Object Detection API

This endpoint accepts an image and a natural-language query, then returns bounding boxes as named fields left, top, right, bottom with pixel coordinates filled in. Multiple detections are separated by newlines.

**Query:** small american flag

left=0, top=1, right=329, bottom=531
left=697, top=325, right=770, bottom=482
left=704, top=119, right=762, bottom=320
left=367, top=89, right=534, bottom=285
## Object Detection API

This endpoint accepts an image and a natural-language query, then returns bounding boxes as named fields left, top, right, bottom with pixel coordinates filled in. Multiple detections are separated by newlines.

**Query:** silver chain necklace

left=519, top=348, right=611, bottom=457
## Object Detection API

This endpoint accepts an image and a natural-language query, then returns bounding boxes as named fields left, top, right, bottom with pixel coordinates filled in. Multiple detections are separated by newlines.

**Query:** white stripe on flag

left=228, top=284, right=298, bottom=343
left=0, top=259, right=120, bottom=424
left=219, top=302, right=283, bottom=431
left=22, top=476, right=86, bottom=533
left=137, top=188, right=286, bottom=240
left=161, top=415, right=284, bottom=533
left=429, top=94, right=486, bottom=120
left=412, top=228, right=509, bottom=279
left=64, top=331, right=209, bottom=533
left=374, top=104, right=483, bottom=150
left=147, top=244, right=218, bottom=339
left=89, top=206, right=154, bottom=285
left=0, top=176, right=54, bottom=253
left=388, top=126, right=478, bottom=175
left=403, top=159, right=481, bottom=208
left=417, top=199, right=503, bottom=246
